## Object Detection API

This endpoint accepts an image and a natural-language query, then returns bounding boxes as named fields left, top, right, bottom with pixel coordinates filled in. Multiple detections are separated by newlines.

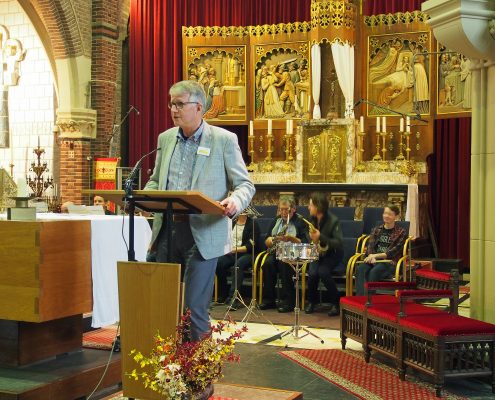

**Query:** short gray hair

left=279, top=195, right=296, bottom=209
left=169, top=80, right=206, bottom=112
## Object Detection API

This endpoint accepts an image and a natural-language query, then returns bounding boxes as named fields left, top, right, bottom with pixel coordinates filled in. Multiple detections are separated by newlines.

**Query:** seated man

left=215, top=212, right=261, bottom=308
left=259, top=196, right=309, bottom=312
left=304, top=193, right=343, bottom=317
left=93, top=195, right=115, bottom=215
left=355, top=204, right=407, bottom=295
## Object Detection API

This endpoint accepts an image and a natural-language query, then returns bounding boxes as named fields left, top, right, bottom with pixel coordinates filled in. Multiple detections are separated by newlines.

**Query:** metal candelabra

left=262, top=134, right=274, bottom=172
left=282, top=132, right=294, bottom=172
left=247, top=134, right=256, bottom=171
left=27, top=143, right=53, bottom=198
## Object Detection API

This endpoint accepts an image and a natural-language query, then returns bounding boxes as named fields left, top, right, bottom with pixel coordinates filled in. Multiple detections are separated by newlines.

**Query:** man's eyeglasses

left=168, top=101, right=199, bottom=110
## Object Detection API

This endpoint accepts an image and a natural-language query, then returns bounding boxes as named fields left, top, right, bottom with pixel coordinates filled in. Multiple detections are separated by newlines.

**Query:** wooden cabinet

left=0, top=220, right=92, bottom=322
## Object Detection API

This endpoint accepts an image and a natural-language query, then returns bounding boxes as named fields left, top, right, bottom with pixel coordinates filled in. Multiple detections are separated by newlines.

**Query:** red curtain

left=129, top=0, right=310, bottom=176
left=364, top=0, right=423, bottom=14
left=428, top=118, right=471, bottom=267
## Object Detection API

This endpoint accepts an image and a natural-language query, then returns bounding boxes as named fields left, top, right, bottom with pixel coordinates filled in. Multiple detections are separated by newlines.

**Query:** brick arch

left=22, top=0, right=91, bottom=59
left=17, top=0, right=132, bottom=203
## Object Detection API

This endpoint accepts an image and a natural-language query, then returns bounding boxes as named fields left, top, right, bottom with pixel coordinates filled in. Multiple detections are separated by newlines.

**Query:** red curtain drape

left=364, top=0, right=423, bottom=15
left=129, top=0, right=310, bottom=176
left=428, top=118, right=471, bottom=267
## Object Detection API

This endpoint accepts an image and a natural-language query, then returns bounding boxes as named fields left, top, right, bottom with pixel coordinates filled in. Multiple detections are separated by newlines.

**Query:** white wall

left=0, top=0, right=55, bottom=189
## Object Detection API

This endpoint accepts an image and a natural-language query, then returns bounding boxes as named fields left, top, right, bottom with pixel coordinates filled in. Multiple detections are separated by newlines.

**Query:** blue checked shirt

left=166, top=122, right=204, bottom=190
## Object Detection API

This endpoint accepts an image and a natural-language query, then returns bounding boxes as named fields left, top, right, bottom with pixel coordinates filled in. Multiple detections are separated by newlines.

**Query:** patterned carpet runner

left=83, top=326, right=118, bottom=350
left=280, top=348, right=468, bottom=400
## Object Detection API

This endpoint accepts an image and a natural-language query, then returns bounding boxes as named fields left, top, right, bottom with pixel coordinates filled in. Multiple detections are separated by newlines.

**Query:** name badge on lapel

left=197, top=146, right=211, bottom=156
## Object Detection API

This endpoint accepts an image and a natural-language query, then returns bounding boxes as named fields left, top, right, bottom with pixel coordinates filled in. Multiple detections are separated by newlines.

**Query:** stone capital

left=56, top=108, right=97, bottom=139
left=422, top=0, right=495, bottom=60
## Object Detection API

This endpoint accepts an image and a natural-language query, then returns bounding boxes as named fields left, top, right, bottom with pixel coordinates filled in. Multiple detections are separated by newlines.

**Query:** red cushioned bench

left=340, top=268, right=459, bottom=351
left=340, top=270, right=495, bottom=397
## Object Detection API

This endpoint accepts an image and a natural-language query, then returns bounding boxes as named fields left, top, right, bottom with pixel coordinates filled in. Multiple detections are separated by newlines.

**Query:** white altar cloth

left=32, top=214, right=152, bottom=327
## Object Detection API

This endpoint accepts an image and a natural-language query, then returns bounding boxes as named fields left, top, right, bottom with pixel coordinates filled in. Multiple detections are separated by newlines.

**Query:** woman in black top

left=304, top=193, right=343, bottom=317
left=355, top=205, right=407, bottom=295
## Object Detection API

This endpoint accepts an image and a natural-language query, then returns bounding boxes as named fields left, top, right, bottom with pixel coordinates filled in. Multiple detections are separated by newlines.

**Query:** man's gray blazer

left=144, top=121, right=255, bottom=260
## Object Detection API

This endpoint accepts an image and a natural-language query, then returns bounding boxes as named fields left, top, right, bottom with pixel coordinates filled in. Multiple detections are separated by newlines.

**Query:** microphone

left=130, top=105, right=140, bottom=115
left=124, top=147, right=161, bottom=197
left=353, top=99, right=364, bottom=108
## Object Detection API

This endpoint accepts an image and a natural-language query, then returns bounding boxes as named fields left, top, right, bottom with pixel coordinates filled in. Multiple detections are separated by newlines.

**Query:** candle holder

left=396, top=130, right=405, bottom=161
left=282, top=133, right=294, bottom=172
left=372, top=131, right=382, bottom=161
left=262, top=134, right=274, bottom=172
left=355, top=130, right=366, bottom=172
left=27, top=142, right=53, bottom=198
left=380, top=131, right=388, bottom=161
left=404, top=131, right=412, bottom=161
left=378, top=131, right=389, bottom=171
left=44, top=195, right=62, bottom=213
left=9, top=162, right=14, bottom=177
left=247, top=134, right=257, bottom=172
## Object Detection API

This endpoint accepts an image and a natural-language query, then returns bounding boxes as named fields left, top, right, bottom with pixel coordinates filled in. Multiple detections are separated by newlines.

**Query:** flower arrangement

left=128, top=310, right=246, bottom=400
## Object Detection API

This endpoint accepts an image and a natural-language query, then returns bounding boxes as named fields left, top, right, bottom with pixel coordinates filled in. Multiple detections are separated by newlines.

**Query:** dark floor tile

left=221, top=343, right=356, bottom=399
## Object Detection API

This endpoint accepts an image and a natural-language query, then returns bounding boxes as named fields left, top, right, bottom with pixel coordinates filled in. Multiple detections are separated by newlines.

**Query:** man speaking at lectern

left=144, top=80, right=255, bottom=341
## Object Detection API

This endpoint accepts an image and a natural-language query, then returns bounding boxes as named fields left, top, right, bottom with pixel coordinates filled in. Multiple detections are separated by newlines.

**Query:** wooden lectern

left=85, top=190, right=224, bottom=399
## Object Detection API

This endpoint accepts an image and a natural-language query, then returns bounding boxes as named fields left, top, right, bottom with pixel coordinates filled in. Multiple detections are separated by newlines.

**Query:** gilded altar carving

left=367, top=31, right=432, bottom=117
left=436, top=43, right=472, bottom=116
left=310, top=0, right=356, bottom=45
left=364, top=11, right=430, bottom=28
left=0, top=168, right=16, bottom=212
left=182, top=22, right=312, bottom=40
left=303, top=124, right=347, bottom=182
left=183, top=45, right=247, bottom=123
left=253, top=42, right=310, bottom=120
left=308, top=135, right=321, bottom=174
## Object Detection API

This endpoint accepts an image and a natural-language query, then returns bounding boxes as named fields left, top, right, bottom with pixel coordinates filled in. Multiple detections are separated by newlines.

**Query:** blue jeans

left=156, top=221, right=217, bottom=341
left=355, top=262, right=394, bottom=296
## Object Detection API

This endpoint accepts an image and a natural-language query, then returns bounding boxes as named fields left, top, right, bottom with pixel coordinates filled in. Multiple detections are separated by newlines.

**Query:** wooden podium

left=118, top=261, right=181, bottom=399
left=86, top=190, right=224, bottom=399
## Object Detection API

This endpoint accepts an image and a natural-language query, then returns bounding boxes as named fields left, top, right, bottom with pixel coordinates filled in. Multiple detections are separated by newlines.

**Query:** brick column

left=59, top=139, right=92, bottom=204
left=91, top=0, right=121, bottom=160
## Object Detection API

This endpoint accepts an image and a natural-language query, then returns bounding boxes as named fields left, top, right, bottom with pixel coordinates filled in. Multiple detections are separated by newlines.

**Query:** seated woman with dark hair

left=304, top=192, right=343, bottom=317
left=355, top=204, right=407, bottom=296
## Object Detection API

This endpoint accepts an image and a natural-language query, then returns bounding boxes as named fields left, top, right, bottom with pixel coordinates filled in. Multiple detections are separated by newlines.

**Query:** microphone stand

left=123, top=147, right=159, bottom=261
left=354, top=98, right=428, bottom=123
left=224, top=222, right=244, bottom=317
left=228, top=206, right=278, bottom=330
left=107, top=105, right=139, bottom=150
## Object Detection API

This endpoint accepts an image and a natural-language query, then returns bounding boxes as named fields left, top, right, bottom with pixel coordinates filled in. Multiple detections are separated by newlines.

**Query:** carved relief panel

left=183, top=45, right=247, bottom=124
left=252, top=41, right=311, bottom=121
